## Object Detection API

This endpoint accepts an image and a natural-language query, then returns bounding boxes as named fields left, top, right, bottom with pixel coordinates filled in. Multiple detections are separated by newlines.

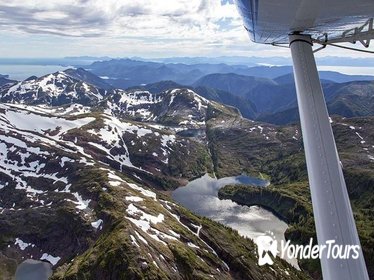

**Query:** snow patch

left=187, top=242, right=200, bottom=249
left=15, top=238, right=34, bottom=251
left=130, top=235, right=140, bottom=247
left=126, top=196, right=144, bottom=202
left=40, top=253, right=61, bottom=266
left=127, top=183, right=157, bottom=201
left=91, top=219, right=103, bottom=230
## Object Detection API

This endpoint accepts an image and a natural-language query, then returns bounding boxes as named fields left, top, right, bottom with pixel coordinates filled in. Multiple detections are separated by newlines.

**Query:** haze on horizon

left=1, top=0, right=374, bottom=60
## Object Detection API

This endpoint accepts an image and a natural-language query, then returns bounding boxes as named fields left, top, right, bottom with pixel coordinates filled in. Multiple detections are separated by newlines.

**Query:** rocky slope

left=0, top=71, right=308, bottom=279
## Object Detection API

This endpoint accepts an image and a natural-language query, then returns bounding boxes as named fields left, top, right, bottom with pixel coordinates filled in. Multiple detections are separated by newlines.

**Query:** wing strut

left=289, top=34, right=369, bottom=280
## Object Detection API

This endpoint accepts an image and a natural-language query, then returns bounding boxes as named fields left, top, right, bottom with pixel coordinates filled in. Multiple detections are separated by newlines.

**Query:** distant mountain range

left=3, top=55, right=374, bottom=70
left=168, top=55, right=374, bottom=67
left=193, top=72, right=374, bottom=124
left=85, top=59, right=254, bottom=88
left=78, top=55, right=374, bottom=67
left=83, top=58, right=374, bottom=90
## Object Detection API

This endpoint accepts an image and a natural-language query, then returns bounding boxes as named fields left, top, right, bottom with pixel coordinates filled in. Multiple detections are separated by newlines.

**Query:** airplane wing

left=235, top=0, right=374, bottom=44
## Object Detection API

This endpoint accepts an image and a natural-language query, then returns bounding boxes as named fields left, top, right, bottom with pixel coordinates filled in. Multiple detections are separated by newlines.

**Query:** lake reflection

left=172, top=174, right=284, bottom=239
left=172, top=174, right=299, bottom=268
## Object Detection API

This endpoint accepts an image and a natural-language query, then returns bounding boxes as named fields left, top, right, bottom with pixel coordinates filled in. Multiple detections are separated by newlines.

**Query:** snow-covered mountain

left=1, top=69, right=373, bottom=279
left=106, top=88, right=209, bottom=126
left=0, top=70, right=107, bottom=106
left=0, top=69, right=210, bottom=128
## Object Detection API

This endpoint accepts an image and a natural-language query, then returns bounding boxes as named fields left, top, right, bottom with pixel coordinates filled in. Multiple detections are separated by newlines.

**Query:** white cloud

left=0, top=0, right=372, bottom=58
left=0, top=0, right=241, bottom=39
left=0, top=0, right=257, bottom=56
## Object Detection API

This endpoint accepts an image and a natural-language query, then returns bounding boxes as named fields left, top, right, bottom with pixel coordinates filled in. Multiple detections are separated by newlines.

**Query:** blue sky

left=0, top=0, right=372, bottom=59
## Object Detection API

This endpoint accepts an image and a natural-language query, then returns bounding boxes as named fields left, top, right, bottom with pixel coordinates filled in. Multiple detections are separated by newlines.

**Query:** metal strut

left=289, top=34, right=369, bottom=280
left=314, top=18, right=374, bottom=47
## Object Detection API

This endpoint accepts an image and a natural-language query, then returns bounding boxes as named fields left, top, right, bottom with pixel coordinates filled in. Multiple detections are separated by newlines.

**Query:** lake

left=172, top=173, right=299, bottom=268
left=15, top=259, right=52, bottom=280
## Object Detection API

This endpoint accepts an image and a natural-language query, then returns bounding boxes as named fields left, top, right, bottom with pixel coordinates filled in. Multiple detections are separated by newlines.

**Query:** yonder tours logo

left=254, top=231, right=361, bottom=266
